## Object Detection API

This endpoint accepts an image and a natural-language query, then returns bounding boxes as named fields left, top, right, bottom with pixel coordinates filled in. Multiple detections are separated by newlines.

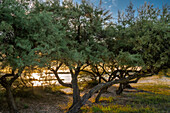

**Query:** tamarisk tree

left=50, top=0, right=112, bottom=111
left=0, top=0, right=64, bottom=112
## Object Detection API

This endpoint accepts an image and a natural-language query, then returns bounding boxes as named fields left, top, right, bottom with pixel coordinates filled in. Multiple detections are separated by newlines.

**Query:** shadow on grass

left=81, top=84, right=170, bottom=113
left=123, top=87, right=155, bottom=94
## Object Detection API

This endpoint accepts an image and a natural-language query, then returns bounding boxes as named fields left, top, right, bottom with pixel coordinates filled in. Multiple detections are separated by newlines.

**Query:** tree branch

left=81, top=70, right=97, bottom=78
left=9, top=67, right=25, bottom=86
left=51, top=68, right=72, bottom=88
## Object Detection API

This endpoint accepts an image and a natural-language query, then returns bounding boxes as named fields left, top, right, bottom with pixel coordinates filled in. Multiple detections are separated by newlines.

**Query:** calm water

left=31, top=73, right=72, bottom=86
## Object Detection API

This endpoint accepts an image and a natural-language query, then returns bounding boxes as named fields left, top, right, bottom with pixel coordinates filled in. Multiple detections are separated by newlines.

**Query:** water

left=30, top=73, right=72, bottom=86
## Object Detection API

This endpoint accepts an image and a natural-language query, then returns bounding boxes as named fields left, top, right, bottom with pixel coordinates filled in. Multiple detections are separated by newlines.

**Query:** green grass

left=81, top=83, right=170, bottom=113
left=127, top=84, right=170, bottom=112
left=128, top=93, right=170, bottom=112
left=99, top=97, right=114, bottom=103
left=43, top=85, right=67, bottom=93
left=82, top=104, right=156, bottom=113
left=135, top=84, right=170, bottom=95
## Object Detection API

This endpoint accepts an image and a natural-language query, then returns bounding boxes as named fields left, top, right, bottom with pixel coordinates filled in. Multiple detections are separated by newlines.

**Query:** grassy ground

left=0, top=76, right=170, bottom=113
left=81, top=76, right=170, bottom=113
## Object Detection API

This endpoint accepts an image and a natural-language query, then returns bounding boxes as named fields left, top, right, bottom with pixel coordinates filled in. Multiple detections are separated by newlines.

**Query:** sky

left=72, top=0, right=170, bottom=17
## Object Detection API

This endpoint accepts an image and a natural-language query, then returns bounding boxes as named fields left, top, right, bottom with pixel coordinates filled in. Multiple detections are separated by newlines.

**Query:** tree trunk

left=69, top=71, right=81, bottom=111
left=95, top=85, right=111, bottom=103
left=123, top=83, right=133, bottom=89
left=116, top=83, right=133, bottom=95
left=0, top=68, right=24, bottom=113
left=95, top=88, right=104, bottom=103
left=6, top=84, right=18, bottom=113
left=116, top=83, right=123, bottom=95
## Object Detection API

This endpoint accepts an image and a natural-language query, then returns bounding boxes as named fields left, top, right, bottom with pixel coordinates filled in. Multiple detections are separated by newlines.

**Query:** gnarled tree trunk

left=69, top=67, right=81, bottom=111
left=116, top=83, right=123, bottom=95
left=95, top=85, right=111, bottom=103
left=0, top=77, right=18, bottom=113
left=71, top=73, right=80, bottom=106
left=6, top=84, right=18, bottom=113
left=0, top=68, right=24, bottom=113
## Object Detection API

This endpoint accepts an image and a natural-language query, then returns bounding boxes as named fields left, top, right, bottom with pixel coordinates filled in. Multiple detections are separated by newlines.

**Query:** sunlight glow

left=30, top=72, right=71, bottom=86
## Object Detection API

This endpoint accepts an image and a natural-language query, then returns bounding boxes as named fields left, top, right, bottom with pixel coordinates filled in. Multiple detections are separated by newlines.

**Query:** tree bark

left=95, top=85, right=111, bottom=103
left=6, top=84, right=18, bottom=113
left=116, top=83, right=123, bottom=95
left=99, top=75, right=101, bottom=83
left=69, top=68, right=81, bottom=111
left=95, top=88, right=104, bottom=103
left=0, top=68, right=24, bottom=113
left=123, top=83, right=133, bottom=89
left=116, top=77, right=141, bottom=95
left=72, top=74, right=80, bottom=105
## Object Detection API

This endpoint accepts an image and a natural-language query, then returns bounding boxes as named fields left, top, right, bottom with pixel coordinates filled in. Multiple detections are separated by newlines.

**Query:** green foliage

left=131, top=3, right=169, bottom=72
left=116, top=51, right=144, bottom=67
left=0, top=0, right=66, bottom=72
left=1, top=0, right=168, bottom=78
left=105, top=2, right=170, bottom=73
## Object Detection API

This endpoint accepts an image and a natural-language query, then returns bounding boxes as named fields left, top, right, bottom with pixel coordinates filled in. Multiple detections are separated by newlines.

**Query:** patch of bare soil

left=19, top=93, right=71, bottom=113
left=1, top=89, right=72, bottom=113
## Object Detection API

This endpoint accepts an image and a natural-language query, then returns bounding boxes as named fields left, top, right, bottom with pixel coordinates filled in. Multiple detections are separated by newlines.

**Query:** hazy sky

left=72, top=0, right=170, bottom=16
